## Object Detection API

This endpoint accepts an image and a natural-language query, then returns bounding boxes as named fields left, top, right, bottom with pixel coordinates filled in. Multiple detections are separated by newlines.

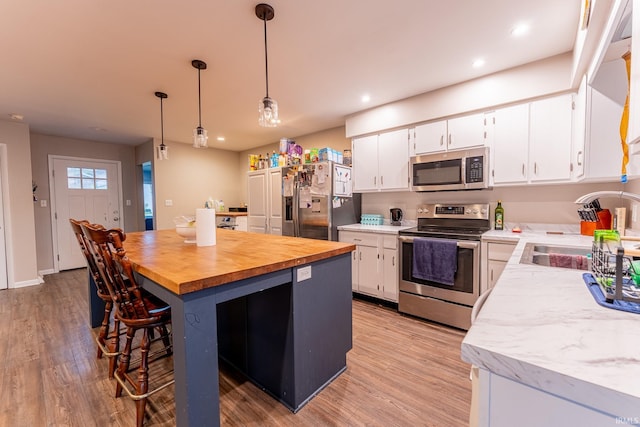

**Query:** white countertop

left=463, top=229, right=640, bottom=416
left=338, top=223, right=415, bottom=234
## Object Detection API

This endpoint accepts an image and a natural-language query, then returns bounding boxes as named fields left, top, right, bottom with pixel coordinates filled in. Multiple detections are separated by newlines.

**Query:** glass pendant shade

left=258, top=96, right=279, bottom=127
left=155, top=91, right=169, bottom=160
left=193, top=126, right=208, bottom=148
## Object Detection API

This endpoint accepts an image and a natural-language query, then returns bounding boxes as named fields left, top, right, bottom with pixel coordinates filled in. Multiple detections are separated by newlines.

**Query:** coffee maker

left=390, top=208, right=403, bottom=226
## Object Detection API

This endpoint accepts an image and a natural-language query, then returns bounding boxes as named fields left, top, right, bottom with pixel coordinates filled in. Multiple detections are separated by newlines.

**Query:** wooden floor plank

left=0, top=269, right=471, bottom=426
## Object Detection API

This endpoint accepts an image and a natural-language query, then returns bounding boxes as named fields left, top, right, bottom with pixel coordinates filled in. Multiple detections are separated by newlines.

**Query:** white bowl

left=175, top=223, right=196, bottom=242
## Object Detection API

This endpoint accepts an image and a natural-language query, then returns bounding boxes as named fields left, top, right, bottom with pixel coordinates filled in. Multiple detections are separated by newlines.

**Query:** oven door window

left=401, top=240, right=474, bottom=293
left=413, top=159, right=463, bottom=186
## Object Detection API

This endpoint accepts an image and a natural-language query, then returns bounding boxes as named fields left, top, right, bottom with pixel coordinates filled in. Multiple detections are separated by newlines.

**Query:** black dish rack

left=591, top=236, right=640, bottom=304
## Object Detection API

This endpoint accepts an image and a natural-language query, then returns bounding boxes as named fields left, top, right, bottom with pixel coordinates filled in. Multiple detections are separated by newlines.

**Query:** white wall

left=0, top=120, right=40, bottom=287
left=346, top=53, right=574, bottom=138
left=237, top=126, right=351, bottom=204
left=30, top=133, right=139, bottom=273
left=152, top=138, right=244, bottom=230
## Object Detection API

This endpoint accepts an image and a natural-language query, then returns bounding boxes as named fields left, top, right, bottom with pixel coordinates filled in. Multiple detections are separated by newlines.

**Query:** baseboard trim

left=12, top=276, right=44, bottom=289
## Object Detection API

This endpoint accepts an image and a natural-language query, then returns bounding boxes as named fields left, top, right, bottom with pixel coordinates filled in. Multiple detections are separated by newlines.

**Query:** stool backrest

left=80, top=223, right=152, bottom=320
left=69, top=218, right=110, bottom=297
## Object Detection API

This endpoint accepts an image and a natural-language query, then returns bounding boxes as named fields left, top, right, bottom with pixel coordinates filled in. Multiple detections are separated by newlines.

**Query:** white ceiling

left=0, top=0, right=580, bottom=152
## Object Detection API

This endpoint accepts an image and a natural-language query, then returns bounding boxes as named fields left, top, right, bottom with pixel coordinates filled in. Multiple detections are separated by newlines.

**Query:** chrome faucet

left=575, top=191, right=640, bottom=204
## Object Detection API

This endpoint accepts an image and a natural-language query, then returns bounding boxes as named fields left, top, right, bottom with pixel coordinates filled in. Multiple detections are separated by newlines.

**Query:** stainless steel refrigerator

left=282, top=161, right=361, bottom=241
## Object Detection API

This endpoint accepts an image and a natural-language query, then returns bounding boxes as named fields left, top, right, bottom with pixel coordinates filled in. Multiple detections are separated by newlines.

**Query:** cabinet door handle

left=522, top=164, right=525, bottom=176
left=577, top=150, right=583, bottom=166
left=392, top=256, right=395, bottom=266
left=380, top=176, right=384, bottom=186
left=359, top=252, right=362, bottom=261
left=353, top=252, right=357, bottom=261
left=353, top=238, right=362, bottom=242
left=374, top=176, right=376, bottom=186
left=534, top=162, right=538, bottom=174
left=448, top=134, right=452, bottom=146
left=490, top=269, right=494, bottom=282
left=440, top=135, right=444, bottom=146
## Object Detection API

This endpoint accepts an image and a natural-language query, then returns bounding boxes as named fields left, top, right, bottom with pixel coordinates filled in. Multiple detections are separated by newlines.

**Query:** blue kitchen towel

left=412, top=237, right=457, bottom=285
left=583, top=273, right=640, bottom=314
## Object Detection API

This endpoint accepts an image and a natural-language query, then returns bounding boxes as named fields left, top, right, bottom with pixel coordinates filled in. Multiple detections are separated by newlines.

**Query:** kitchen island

left=463, top=230, right=640, bottom=426
left=88, top=228, right=355, bottom=427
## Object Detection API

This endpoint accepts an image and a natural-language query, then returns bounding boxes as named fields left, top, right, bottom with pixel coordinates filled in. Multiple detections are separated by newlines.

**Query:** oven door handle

left=398, top=236, right=480, bottom=250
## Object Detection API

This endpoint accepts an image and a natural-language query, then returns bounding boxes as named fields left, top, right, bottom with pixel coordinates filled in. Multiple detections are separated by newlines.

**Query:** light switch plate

left=165, top=199, right=173, bottom=207
left=297, top=266, right=312, bottom=282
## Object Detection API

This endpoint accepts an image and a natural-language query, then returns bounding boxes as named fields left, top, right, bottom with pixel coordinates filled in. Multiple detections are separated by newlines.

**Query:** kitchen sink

left=520, top=242, right=591, bottom=270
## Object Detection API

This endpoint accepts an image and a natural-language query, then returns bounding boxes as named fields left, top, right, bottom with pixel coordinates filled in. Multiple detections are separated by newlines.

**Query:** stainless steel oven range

left=398, top=203, right=489, bottom=330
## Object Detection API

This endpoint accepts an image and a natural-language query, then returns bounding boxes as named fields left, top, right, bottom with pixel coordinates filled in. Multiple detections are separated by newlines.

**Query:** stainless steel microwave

left=410, top=147, right=490, bottom=192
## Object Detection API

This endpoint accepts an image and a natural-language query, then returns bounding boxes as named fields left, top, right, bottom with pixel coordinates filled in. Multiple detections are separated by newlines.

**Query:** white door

left=51, top=157, right=122, bottom=271
left=414, top=120, right=448, bottom=154
left=247, top=170, right=267, bottom=233
left=447, top=113, right=487, bottom=150
left=493, top=103, right=530, bottom=184
left=267, top=168, right=282, bottom=235
left=378, top=129, right=409, bottom=191
left=352, top=135, right=379, bottom=191
left=0, top=150, right=7, bottom=290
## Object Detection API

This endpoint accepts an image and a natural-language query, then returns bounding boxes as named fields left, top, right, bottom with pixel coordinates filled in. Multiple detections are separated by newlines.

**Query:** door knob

left=113, top=217, right=120, bottom=222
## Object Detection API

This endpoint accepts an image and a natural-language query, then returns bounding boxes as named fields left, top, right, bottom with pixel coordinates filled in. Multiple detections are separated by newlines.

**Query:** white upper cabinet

left=352, top=129, right=409, bottom=192
left=447, top=113, right=488, bottom=151
left=413, top=112, right=487, bottom=155
left=413, top=120, right=447, bottom=154
left=529, top=94, right=574, bottom=182
left=492, top=103, right=530, bottom=185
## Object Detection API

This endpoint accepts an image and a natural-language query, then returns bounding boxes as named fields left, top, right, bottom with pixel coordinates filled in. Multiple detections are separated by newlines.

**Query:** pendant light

left=256, top=3, right=279, bottom=127
left=192, top=59, right=208, bottom=148
left=155, top=91, right=169, bottom=160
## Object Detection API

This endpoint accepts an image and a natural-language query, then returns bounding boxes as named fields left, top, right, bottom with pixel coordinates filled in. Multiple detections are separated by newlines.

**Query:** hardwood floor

left=0, top=269, right=471, bottom=426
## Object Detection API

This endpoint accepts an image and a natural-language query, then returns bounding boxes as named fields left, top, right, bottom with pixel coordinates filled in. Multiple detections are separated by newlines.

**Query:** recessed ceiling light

left=90, top=126, right=107, bottom=132
left=361, top=94, right=371, bottom=103
left=511, top=23, right=529, bottom=37
left=216, top=136, right=225, bottom=142
left=9, top=113, right=24, bottom=121
left=472, top=58, right=485, bottom=68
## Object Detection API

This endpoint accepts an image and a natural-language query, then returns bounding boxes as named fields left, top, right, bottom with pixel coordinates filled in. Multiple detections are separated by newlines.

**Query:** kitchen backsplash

left=362, top=180, right=637, bottom=229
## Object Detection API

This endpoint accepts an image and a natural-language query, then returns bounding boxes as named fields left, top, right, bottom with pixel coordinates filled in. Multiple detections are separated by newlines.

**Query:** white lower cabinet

left=478, top=370, right=616, bottom=427
left=339, top=230, right=399, bottom=302
left=481, top=240, right=517, bottom=293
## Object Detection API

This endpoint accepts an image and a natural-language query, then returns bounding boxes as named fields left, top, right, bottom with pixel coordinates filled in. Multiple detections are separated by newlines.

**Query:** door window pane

left=68, top=178, right=81, bottom=189
left=66, top=166, right=108, bottom=190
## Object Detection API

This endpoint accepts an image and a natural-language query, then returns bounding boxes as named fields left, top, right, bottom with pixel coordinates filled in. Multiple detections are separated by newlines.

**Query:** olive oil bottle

left=495, top=200, right=504, bottom=230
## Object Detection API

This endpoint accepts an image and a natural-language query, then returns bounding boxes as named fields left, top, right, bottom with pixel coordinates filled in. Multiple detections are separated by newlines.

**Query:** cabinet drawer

left=487, top=242, right=516, bottom=262
left=382, top=235, right=398, bottom=249
left=339, top=231, right=379, bottom=247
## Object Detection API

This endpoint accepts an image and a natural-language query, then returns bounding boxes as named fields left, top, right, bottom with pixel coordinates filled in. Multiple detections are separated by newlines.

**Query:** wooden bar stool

left=69, top=218, right=121, bottom=378
left=81, top=223, right=173, bottom=427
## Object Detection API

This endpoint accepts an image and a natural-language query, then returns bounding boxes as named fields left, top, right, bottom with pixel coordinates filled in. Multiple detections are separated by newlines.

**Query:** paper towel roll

left=196, top=208, right=216, bottom=246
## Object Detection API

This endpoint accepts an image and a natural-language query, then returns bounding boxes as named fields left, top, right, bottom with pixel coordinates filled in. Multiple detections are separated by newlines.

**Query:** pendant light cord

left=263, top=16, right=269, bottom=98
left=197, top=68, right=203, bottom=127
left=160, top=97, right=165, bottom=145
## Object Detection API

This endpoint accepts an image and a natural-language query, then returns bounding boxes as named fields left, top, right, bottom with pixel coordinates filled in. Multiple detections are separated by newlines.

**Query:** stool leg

left=97, top=299, right=112, bottom=359
left=116, top=327, right=135, bottom=398
left=135, top=328, right=151, bottom=427
left=107, top=317, right=120, bottom=379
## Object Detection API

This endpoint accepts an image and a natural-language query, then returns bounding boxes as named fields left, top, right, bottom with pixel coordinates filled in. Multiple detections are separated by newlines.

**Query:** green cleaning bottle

left=495, top=200, right=504, bottom=230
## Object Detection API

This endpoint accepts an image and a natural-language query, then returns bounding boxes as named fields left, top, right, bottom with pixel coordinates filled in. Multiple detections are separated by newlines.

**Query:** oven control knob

left=417, top=208, right=423, bottom=214
left=472, top=209, right=478, bottom=214
left=481, top=208, right=487, bottom=215
left=466, top=209, right=471, bottom=214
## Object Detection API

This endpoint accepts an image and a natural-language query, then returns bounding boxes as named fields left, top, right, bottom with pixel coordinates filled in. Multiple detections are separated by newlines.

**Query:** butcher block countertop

left=123, top=229, right=355, bottom=295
